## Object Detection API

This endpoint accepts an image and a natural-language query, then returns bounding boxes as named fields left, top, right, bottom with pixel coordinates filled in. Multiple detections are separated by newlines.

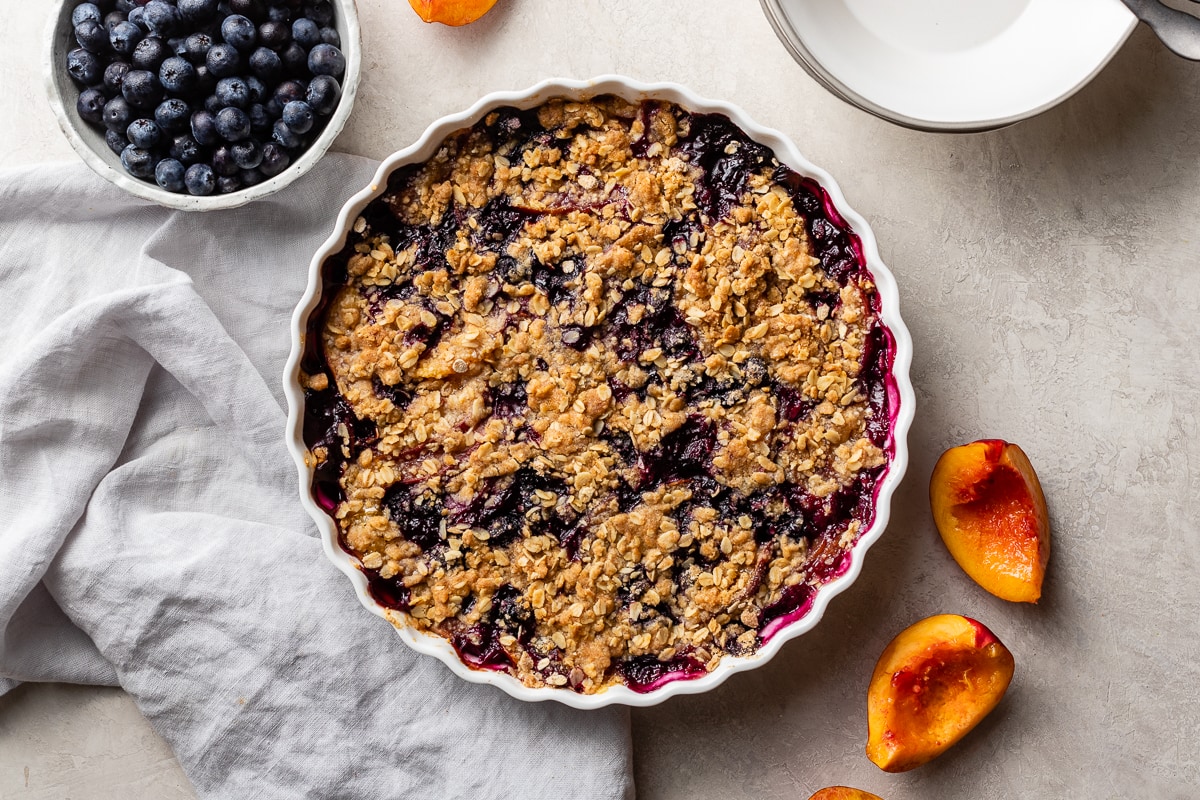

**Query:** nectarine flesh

left=408, top=0, right=498, bottom=26
left=866, top=614, right=1014, bottom=772
left=808, top=788, right=883, bottom=800
left=930, top=439, right=1050, bottom=603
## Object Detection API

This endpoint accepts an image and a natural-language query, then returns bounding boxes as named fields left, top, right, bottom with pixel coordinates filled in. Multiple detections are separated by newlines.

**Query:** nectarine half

left=930, top=439, right=1050, bottom=603
left=866, top=614, right=1015, bottom=772
left=408, top=0, right=498, bottom=26
left=808, top=787, right=884, bottom=800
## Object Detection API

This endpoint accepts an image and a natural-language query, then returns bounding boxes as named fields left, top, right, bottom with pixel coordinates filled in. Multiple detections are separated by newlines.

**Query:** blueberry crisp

left=301, top=96, right=896, bottom=694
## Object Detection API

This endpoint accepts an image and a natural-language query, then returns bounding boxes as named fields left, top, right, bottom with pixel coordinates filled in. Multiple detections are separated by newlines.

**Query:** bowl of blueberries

left=45, top=0, right=360, bottom=210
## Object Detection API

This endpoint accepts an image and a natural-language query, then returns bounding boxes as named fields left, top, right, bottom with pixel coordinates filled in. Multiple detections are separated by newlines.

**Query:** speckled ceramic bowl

left=44, top=0, right=361, bottom=211
left=283, top=76, right=916, bottom=708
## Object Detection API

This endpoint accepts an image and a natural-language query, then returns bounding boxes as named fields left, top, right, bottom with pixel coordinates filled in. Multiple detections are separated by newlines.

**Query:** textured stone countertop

left=3, top=1, right=1199, bottom=798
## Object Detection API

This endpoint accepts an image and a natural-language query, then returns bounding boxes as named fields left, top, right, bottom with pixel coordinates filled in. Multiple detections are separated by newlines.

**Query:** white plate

left=283, top=76, right=916, bottom=708
left=760, top=0, right=1138, bottom=131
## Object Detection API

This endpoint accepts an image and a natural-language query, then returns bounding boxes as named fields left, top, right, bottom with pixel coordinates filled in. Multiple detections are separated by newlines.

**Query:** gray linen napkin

left=0, top=157, right=633, bottom=799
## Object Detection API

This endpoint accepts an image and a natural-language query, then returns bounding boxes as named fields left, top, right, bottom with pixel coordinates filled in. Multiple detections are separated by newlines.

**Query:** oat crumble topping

left=301, top=96, right=895, bottom=694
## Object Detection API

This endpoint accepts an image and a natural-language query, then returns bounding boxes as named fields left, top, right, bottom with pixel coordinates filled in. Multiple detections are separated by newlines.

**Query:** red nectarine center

left=890, top=649, right=989, bottom=717
left=953, top=464, right=1040, bottom=544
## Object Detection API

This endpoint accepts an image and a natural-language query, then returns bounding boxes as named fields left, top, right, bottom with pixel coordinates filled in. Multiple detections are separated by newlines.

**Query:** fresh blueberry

left=103, top=10, right=127, bottom=32
left=214, top=76, right=249, bottom=108
left=132, top=36, right=170, bottom=70
left=273, top=78, right=306, bottom=106
left=121, top=69, right=162, bottom=108
left=190, top=109, right=219, bottom=145
left=193, top=63, right=216, bottom=94
left=168, top=35, right=188, bottom=57
left=206, top=42, right=240, bottom=77
left=259, top=141, right=289, bottom=176
left=155, top=157, right=187, bottom=192
left=72, top=3, right=103, bottom=27
left=230, top=138, right=261, bottom=169
left=267, top=5, right=292, bottom=22
left=248, top=46, right=282, bottom=80
left=75, top=19, right=109, bottom=53
left=318, top=26, right=339, bottom=48
left=154, top=97, right=191, bottom=132
left=257, top=20, right=289, bottom=50
left=114, top=0, right=135, bottom=11
left=281, top=99, right=313, bottom=133
left=279, top=41, right=307, bottom=75
left=184, top=163, right=216, bottom=195
left=120, top=144, right=155, bottom=179
left=169, top=133, right=203, bottom=163
left=305, top=1, right=333, bottom=27
left=304, top=74, right=339, bottom=115
left=181, top=32, right=213, bottom=64
left=126, top=118, right=161, bottom=149
left=264, top=96, right=283, bottom=119
left=105, top=128, right=127, bottom=155
left=126, top=5, right=147, bottom=31
left=177, top=0, right=219, bottom=24
left=247, top=103, right=271, bottom=133
left=307, top=43, right=343, bottom=78
left=271, top=118, right=301, bottom=148
left=204, top=93, right=224, bottom=114
left=66, top=48, right=104, bottom=85
left=211, top=145, right=239, bottom=176
left=291, top=17, right=319, bottom=49
left=217, top=175, right=242, bottom=194
left=229, top=0, right=264, bottom=19
left=244, top=75, right=267, bottom=103
left=103, top=60, right=131, bottom=92
left=239, top=166, right=265, bottom=185
left=109, top=20, right=143, bottom=55
left=216, top=106, right=251, bottom=140
left=102, top=95, right=133, bottom=131
left=76, top=87, right=108, bottom=125
left=158, top=55, right=196, bottom=93
left=221, top=14, right=257, bottom=51
left=143, top=0, right=180, bottom=36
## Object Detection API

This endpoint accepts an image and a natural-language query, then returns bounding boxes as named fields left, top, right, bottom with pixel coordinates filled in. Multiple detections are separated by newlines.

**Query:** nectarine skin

left=408, top=0, right=498, bottom=26
left=866, top=614, right=1014, bottom=773
left=930, top=439, right=1050, bottom=603
left=808, top=787, right=884, bottom=800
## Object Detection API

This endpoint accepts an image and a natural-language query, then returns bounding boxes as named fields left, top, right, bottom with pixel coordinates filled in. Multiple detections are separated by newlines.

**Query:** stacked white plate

left=759, top=0, right=1139, bottom=131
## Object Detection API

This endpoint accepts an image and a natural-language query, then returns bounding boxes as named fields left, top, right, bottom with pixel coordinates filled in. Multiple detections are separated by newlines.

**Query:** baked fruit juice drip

left=301, top=96, right=896, bottom=693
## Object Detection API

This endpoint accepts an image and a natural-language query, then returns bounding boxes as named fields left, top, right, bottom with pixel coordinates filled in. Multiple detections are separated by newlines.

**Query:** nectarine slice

left=408, top=0, right=498, bottom=26
left=808, top=788, right=883, bottom=800
left=930, top=439, right=1050, bottom=603
left=866, top=614, right=1014, bottom=772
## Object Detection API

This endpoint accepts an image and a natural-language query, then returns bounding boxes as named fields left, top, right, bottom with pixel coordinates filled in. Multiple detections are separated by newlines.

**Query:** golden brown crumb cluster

left=304, top=96, right=891, bottom=693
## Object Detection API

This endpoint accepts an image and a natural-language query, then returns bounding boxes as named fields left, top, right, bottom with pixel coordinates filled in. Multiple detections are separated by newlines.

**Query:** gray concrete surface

left=3, top=1, right=1199, bottom=797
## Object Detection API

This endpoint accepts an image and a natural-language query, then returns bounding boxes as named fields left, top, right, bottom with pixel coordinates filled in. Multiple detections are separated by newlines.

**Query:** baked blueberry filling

left=301, top=97, right=897, bottom=693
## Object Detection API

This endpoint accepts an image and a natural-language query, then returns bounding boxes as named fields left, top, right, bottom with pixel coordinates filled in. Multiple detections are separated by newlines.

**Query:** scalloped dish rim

left=282, top=75, right=916, bottom=709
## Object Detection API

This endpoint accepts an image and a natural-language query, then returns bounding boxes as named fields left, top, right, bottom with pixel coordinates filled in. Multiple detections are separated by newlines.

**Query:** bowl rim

left=42, top=0, right=362, bottom=212
left=757, top=0, right=1138, bottom=133
left=282, top=75, right=917, bottom=709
